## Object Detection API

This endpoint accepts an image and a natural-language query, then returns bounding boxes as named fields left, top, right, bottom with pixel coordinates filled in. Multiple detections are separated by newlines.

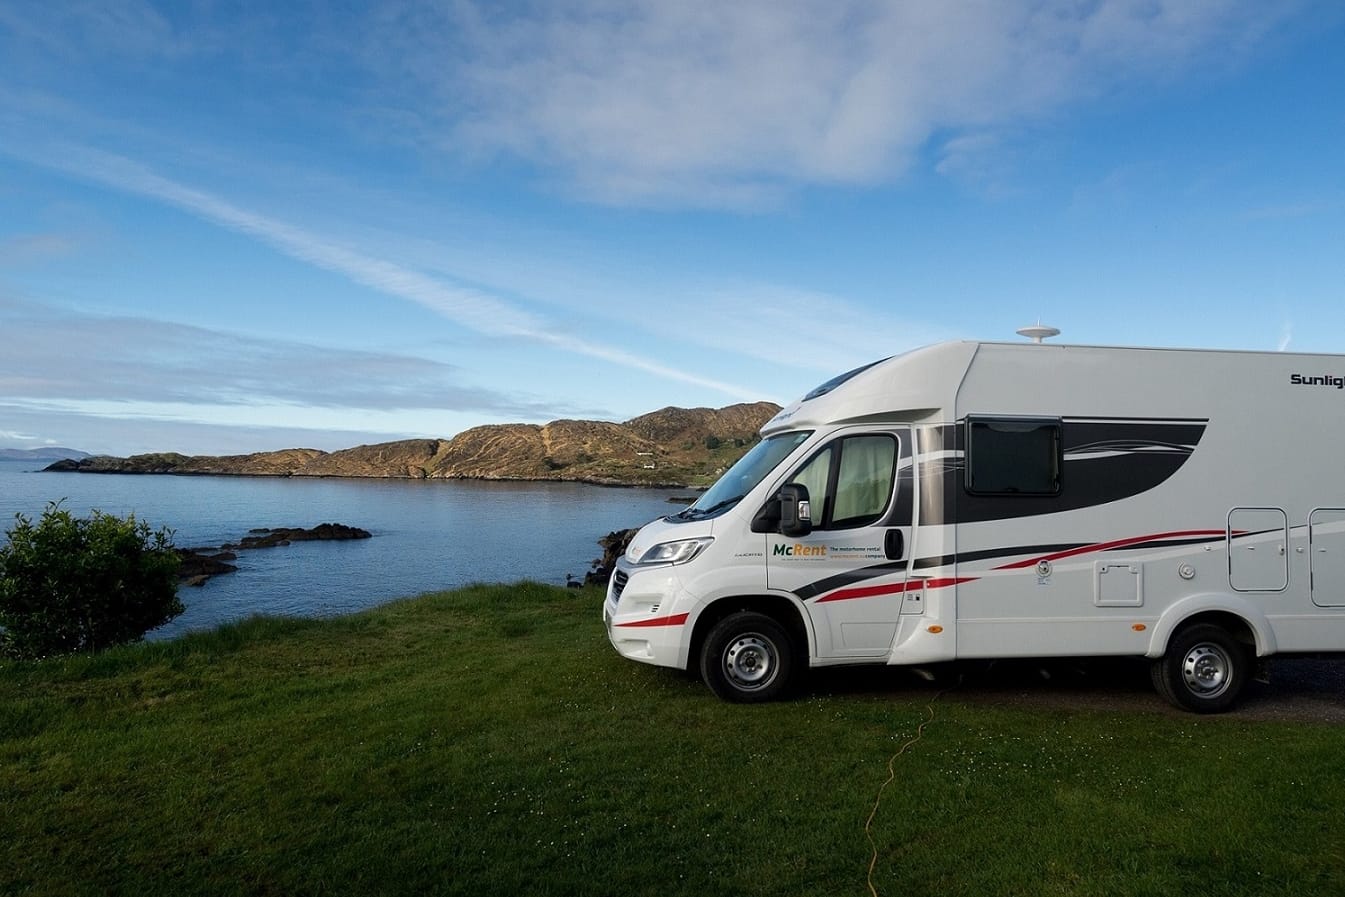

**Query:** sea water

left=0, top=460, right=688, bottom=638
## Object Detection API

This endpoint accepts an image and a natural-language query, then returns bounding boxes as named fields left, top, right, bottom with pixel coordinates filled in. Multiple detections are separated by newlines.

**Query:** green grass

left=3, top=583, right=1344, bottom=896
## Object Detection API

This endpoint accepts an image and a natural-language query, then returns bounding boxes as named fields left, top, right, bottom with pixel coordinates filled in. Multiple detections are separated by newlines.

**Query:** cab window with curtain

left=789, top=434, right=897, bottom=529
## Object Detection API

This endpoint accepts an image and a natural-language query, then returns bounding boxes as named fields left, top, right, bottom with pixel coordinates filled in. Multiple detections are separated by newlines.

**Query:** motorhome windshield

left=674, top=431, right=812, bottom=520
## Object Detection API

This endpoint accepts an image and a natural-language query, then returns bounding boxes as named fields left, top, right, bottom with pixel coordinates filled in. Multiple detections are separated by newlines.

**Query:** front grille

left=611, top=569, right=629, bottom=600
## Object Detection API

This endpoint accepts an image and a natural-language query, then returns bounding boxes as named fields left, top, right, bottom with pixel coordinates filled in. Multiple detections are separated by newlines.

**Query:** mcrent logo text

left=774, top=543, right=828, bottom=558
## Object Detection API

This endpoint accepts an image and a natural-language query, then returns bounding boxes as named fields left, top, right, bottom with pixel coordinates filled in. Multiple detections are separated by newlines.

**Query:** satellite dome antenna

left=1016, top=321, right=1061, bottom=343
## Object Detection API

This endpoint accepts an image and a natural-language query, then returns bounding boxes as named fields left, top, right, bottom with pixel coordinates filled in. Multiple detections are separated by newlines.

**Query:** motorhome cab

left=603, top=339, right=1345, bottom=712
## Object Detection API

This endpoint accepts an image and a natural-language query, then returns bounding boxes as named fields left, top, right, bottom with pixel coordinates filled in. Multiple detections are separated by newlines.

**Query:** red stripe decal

left=615, top=613, right=689, bottom=628
left=993, top=529, right=1226, bottom=570
left=818, top=576, right=975, bottom=603
left=810, top=529, right=1229, bottom=605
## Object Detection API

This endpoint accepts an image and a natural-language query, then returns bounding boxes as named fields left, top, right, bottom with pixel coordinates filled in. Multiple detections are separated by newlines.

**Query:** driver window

left=788, top=435, right=897, bottom=530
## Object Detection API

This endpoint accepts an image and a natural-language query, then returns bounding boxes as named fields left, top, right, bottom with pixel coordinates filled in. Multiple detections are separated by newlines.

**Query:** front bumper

left=602, top=560, right=691, bottom=669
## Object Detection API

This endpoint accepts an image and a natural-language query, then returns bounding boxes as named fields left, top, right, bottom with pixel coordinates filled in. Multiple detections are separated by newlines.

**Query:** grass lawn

left=3, top=583, right=1344, bottom=896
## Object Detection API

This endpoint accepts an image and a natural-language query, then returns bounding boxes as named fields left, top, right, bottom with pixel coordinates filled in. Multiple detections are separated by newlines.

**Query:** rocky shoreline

left=582, top=528, right=639, bottom=587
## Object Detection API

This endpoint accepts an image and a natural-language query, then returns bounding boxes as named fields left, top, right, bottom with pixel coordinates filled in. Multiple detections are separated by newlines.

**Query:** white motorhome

left=603, top=340, right=1345, bottom=712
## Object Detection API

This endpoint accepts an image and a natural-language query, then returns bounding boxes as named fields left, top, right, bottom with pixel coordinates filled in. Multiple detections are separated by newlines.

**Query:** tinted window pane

left=967, top=419, right=1060, bottom=495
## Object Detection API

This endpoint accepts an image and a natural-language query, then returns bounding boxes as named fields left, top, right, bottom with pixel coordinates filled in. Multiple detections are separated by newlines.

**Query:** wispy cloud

left=0, top=295, right=571, bottom=417
left=1278, top=321, right=1293, bottom=352
left=1240, top=199, right=1340, bottom=222
left=0, top=402, right=447, bottom=456
left=653, top=285, right=954, bottom=375
left=1069, top=162, right=1162, bottom=212
left=0, top=1, right=179, bottom=61
left=0, top=233, right=80, bottom=265
left=6, top=144, right=768, bottom=402
left=934, top=132, right=1024, bottom=199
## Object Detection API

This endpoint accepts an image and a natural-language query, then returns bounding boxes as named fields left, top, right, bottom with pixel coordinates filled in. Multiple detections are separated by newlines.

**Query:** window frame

left=963, top=415, right=1063, bottom=497
left=787, top=432, right=899, bottom=530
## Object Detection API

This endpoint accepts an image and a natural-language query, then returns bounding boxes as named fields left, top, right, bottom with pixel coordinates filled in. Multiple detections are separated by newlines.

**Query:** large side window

left=965, top=416, right=1062, bottom=496
left=789, top=434, right=897, bottom=529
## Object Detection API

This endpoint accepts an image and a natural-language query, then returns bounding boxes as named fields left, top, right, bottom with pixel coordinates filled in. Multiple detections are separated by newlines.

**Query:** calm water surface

left=0, top=460, right=688, bottom=638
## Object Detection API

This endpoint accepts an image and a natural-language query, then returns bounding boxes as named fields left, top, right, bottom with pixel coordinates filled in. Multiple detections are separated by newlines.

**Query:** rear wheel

left=700, top=611, right=795, bottom=703
left=1151, top=623, right=1250, bottom=713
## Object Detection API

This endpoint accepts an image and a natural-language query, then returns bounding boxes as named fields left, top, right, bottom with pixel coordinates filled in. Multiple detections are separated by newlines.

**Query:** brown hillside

left=427, top=419, right=655, bottom=481
left=428, top=424, right=546, bottom=479
left=181, top=449, right=326, bottom=476
left=50, top=449, right=325, bottom=476
left=296, top=440, right=445, bottom=478
left=626, top=402, right=779, bottom=445
left=45, top=402, right=782, bottom=486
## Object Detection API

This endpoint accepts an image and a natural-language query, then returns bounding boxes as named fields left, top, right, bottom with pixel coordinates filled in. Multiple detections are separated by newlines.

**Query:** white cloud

left=0, top=1, right=1313, bottom=209
left=417, top=0, right=1305, bottom=206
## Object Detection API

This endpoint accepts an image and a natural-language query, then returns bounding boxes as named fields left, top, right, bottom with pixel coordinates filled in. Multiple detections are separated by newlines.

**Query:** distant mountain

left=0, top=447, right=91, bottom=462
left=43, top=403, right=782, bottom=487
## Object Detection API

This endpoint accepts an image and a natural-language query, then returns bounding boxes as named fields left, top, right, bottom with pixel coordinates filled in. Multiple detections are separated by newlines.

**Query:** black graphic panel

left=920, top=419, right=1206, bottom=525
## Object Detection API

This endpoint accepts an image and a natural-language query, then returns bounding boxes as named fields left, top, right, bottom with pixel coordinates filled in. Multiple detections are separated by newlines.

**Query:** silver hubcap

left=1181, top=643, right=1232, bottom=698
left=723, top=633, right=777, bottom=690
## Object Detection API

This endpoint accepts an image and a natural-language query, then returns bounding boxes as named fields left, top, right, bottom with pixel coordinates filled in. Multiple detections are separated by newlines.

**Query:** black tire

left=1150, top=623, right=1250, bottom=713
left=700, top=611, right=795, bottom=703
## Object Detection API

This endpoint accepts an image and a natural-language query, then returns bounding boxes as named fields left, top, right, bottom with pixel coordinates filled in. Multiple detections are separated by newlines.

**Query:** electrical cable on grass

left=864, top=686, right=952, bottom=897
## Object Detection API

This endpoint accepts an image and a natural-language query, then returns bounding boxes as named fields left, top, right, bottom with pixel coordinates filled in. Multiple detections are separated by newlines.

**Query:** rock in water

left=585, top=528, right=639, bottom=586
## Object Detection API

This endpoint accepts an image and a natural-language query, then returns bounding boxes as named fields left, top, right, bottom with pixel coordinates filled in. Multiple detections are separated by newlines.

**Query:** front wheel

left=700, top=611, right=795, bottom=703
left=1150, top=623, right=1250, bottom=713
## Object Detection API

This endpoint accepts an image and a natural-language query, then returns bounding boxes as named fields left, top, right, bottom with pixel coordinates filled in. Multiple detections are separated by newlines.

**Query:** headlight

left=633, top=537, right=714, bottom=566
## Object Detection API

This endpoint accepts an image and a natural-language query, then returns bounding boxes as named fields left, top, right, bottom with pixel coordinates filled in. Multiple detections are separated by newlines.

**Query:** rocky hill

left=44, top=402, right=782, bottom=487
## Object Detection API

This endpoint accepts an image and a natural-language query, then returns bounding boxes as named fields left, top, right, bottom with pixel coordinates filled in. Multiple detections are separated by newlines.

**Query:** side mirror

left=779, top=484, right=813, bottom=537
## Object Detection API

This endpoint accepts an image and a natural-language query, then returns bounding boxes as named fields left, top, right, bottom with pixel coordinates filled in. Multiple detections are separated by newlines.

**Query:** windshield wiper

left=679, top=494, right=746, bottom=520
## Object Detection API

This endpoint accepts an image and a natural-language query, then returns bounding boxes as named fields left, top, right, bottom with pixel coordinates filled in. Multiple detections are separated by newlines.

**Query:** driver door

left=766, top=429, right=912, bottom=658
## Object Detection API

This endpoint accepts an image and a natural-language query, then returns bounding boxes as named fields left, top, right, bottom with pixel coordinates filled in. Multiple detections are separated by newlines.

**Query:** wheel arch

left=1147, top=593, right=1275, bottom=659
left=688, top=594, right=813, bottom=672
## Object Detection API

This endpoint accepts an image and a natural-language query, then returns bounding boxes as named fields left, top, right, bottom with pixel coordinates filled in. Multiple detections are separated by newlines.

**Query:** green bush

left=0, top=503, right=182, bottom=660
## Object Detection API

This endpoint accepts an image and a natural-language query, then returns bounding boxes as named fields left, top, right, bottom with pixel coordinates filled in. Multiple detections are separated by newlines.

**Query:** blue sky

left=2, top=1, right=1343, bottom=456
